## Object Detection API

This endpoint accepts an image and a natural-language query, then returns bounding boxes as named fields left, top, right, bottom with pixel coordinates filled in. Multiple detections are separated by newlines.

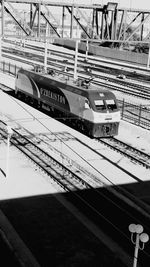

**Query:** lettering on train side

left=40, top=88, right=66, bottom=104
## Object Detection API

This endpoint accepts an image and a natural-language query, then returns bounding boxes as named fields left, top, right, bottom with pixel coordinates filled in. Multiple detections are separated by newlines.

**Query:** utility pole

left=0, top=29, right=1, bottom=63
left=85, top=39, right=89, bottom=61
left=44, top=23, right=48, bottom=73
left=147, top=43, right=150, bottom=68
left=74, top=39, right=79, bottom=80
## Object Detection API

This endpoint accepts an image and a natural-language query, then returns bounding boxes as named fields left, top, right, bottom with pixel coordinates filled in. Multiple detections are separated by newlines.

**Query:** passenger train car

left=15, top=68, right=120, bottom=137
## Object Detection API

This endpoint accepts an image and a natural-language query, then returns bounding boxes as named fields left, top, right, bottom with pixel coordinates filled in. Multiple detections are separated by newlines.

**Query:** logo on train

left=40, top=88, right=66, bottom=104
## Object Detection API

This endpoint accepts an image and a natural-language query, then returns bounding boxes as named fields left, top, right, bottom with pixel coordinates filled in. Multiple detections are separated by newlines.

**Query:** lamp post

left=6, top=126, right=13, bottom=179
left=129, top=223, right=149, bottom=267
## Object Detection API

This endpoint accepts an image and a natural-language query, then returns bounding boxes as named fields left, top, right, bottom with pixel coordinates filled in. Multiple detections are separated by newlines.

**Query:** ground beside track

left=0, top=72, right=150, bottom=266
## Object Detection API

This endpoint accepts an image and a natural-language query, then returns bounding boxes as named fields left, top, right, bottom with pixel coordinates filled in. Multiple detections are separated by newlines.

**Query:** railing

left=119, top=99, right=150, bottom=130
left=0, top=60, right=150, bottom=130
left=0, top=60, right=20, bottom=76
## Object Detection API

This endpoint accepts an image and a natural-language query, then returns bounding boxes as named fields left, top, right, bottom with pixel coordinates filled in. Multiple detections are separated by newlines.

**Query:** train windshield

left=94, top=100, right=106, bottom=111
left=93, top=98, right=118, bottom=111
left=105, top=99, right=117, bottom=111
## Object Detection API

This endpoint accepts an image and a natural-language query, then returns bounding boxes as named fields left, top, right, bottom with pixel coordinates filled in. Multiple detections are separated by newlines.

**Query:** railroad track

left=91, top=74, right=150, bottom=100
left=0, top=122, right=100, bottom=191
left=0, top=116, right=148, bottom=199
left=1, top=79, right=150, bottom=171
left=99, top=137, right=150, bottom=169
left=1, top=118, right=150, bottom=266
left=2, top=46, right=150, bottom=101
left=66, top=134, right=150, bottom=184
left=5, top=40, right=150, bottom=78
left=0, top=114, right=149, bottom=200
left=0, top=82, right=150, bottom=171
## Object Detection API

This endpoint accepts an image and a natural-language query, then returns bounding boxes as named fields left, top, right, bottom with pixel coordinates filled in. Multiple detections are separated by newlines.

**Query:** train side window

left=106, top=99, right=117, bottom=110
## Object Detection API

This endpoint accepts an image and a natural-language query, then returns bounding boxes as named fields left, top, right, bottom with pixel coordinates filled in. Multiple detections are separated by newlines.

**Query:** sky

left=13, top=0, right=150, bottom=14
left=98, top=0, right=150, bottom=10
left=53, top=0, right=150, bottom=10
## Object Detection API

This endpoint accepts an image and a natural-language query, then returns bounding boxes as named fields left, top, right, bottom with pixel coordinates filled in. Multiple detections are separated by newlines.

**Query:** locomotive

left=15, top=68, right=120, bottom=137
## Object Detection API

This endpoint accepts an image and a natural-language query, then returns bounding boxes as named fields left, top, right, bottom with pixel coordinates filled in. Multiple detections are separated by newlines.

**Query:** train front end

left=86, top=89, right=120, bottom=138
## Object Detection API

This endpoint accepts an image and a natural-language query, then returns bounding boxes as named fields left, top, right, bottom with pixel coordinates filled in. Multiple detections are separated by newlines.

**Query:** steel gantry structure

left=1, top=0, right=150, bottom=44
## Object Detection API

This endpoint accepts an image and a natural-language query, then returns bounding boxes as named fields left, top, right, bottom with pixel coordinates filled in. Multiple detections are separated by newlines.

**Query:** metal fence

left=0, top=61, right=20, bottom=76
left=119, top=99, right=150, bottom=130
left=0, top=60, right=150, bottom=130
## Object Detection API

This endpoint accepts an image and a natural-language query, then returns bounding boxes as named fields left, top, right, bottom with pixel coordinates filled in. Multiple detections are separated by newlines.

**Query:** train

left=15, top=67, right=120, bottom=138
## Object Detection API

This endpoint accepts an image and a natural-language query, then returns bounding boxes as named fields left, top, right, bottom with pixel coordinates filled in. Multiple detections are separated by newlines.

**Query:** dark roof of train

left=18, top=68, right=114, bottom=97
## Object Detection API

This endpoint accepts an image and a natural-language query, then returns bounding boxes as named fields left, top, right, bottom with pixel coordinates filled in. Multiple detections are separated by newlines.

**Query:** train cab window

left=105, top=99, right=117, bottom=111
left=94, top=100, right=106, bottom=111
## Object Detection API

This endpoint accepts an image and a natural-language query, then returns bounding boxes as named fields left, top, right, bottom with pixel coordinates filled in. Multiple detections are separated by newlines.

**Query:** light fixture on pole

left=6, top=126, right=13, bottom=179
left=129, top=223, right=149, bottom=267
